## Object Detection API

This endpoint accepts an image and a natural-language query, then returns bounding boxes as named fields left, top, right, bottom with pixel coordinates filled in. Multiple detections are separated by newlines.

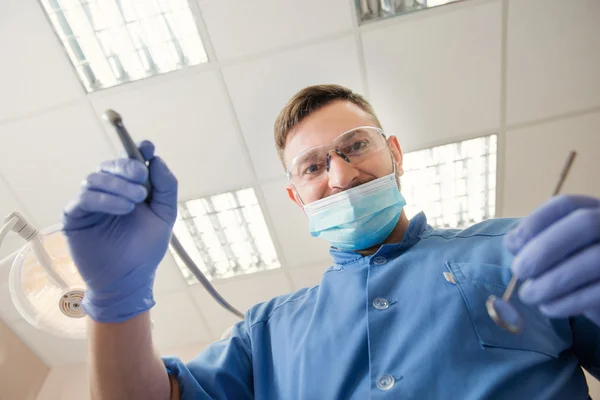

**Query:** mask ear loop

left=390, top=148, right=397, bottom=177
left=378, top=134, right=396, bottom=176
left=377, top=130, right=398, bottom=178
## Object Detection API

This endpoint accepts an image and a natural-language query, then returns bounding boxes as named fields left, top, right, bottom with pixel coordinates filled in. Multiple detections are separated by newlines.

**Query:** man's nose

left=327, top=151, right=359, bottom=191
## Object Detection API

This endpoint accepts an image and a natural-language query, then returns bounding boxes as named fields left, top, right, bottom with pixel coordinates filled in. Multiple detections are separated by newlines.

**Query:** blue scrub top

left=164, top=213, right=600, bottom=399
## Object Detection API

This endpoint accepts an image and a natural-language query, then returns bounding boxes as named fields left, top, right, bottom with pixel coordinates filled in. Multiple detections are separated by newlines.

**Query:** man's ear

left=387, top=136, right=404, bottom=176
left=286, top=185, right=303, bottom=207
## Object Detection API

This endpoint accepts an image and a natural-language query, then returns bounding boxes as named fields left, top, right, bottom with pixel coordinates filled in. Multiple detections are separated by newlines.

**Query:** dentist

left=64, top=85, right=600, bottom=399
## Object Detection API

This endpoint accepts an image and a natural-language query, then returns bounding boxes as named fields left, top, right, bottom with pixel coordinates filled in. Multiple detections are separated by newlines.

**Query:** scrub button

left=372, top=256, right=387, bottom=266
left=376, top=375, right=395, bottom=390
left=373, top=298, right=389, bottom=310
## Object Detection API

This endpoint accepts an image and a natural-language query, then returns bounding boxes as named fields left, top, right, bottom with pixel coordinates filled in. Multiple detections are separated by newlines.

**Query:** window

left=40, top=0, right=208, bottom=92
left=402, top=135, right=497, bottom=228
left=170, top=188, right=280, bottom=283
left=356, top=0, right=461, bottom=24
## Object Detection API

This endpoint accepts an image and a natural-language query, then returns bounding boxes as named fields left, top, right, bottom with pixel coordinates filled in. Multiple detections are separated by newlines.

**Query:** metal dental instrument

left=102, top=109, right=245, bottom=319
left=486, top=151, right=577, bottom=334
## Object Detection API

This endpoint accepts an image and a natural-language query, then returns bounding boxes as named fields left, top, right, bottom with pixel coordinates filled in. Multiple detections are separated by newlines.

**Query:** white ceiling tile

left=0, top=174, right=35, bottom=226
left=287, top=262, right=331, bottom=291
left=362, top=0, right=501, bottom=151
left=189, top=269, right=292, bottom=339
left=260, top=179, right=331, bottom=267
left=502, top=111, right=600, bottom=218
left=223, top=35, right=364, bottom=181
left=199, top=0, right=354, bottom=61
left=0, top=1, right=83, bottom=122
left=506, top=0, right=600, bottom=125
left=152, top=290, right=212, bottom=350
left=89, top=69, right=254, bottom=201
left=154, top=252, right=188, bottom=294
left=0, top=102, right=114, bottom=228
left=190, top=287, right=240, bottom=341
left=9, top=319, right=87, bottom=367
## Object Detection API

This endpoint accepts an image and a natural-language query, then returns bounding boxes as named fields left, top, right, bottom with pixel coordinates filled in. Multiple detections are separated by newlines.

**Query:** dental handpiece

left=101, top=109, right=245, bottom=319
left=102, top=110, right=153, bottom=197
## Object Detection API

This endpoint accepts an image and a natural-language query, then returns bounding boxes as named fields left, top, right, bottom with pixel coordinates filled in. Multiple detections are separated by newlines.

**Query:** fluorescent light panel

left=402, top=135, right=497, bottom=228
left=357, top=0, right=461, bottom=24
left=170, top=188, right=280, bottom=284
left=40, top=0, right=208, bottom=91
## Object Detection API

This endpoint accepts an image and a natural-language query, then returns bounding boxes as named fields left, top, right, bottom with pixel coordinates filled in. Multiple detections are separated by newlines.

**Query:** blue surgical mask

left=303, top=172, right=406, bottom=251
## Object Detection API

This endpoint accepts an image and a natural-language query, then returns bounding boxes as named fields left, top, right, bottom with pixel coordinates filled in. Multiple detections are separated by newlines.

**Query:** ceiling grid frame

left=187, top=0, right=296, bottom=295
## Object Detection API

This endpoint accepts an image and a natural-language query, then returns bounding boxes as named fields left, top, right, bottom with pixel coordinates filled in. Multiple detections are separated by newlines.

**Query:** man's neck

left=357, top=210, right=411, bottom=256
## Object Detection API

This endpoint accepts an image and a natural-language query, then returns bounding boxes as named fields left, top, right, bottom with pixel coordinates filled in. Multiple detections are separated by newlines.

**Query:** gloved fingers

left=138, top=140, right=155, bottom=162
left=118, top=140, right=155, bottom=161
left=148, top=156, right=178, bottom=222
left=539, top=278, right=600, bottom=319
left=84, top=172, right=148, bottom=203
left=505, top=195, right=599, bottom=254
left=78, top=189, right=135, bottom=215
left=99, top=158, right=149, bottom=184
left=62, top=200, right=103, bottom=230
left=63, top=199, right=89, bottom=219
left=511, top=207, right=600, bottom=280
left=518, top=243, right=600, bottom=305
left=584, top=309, right=600, bottom=327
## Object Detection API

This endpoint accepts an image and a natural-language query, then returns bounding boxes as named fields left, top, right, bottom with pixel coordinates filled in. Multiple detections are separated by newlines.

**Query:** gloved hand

left=505, top=195, right=600, bottom=325
left=62, top=140, right=178, bottom=323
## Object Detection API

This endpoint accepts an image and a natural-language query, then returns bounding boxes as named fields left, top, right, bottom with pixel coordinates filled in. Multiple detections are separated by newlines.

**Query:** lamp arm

left=0, top=214, right=19, bottom=255
left=1, top=212, right=69, bottom=289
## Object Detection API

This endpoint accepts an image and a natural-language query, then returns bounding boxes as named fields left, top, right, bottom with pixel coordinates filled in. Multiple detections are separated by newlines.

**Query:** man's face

left=283, top=100, right=404, bottom=205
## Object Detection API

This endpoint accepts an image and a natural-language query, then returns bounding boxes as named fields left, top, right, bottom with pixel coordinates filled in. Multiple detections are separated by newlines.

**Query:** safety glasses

left=286, top=126, right=388, bottom=189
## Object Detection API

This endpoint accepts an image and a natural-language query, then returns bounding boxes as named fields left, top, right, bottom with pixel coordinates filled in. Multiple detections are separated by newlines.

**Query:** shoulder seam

left=249, top=285, right=320, bottom=328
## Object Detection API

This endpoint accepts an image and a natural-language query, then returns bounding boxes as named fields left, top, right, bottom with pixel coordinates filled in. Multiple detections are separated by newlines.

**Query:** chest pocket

left=446, top=261, right=572, bottom=359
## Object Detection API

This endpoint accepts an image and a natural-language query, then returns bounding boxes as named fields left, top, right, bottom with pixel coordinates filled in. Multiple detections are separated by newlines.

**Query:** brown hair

left=274, top=84, right=382, bottom=166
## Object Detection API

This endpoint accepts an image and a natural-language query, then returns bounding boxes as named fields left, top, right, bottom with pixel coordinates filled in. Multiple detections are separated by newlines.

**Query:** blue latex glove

left=62, top=141, right=178, bottom=323
left=505, top=195, right=600, bottom=325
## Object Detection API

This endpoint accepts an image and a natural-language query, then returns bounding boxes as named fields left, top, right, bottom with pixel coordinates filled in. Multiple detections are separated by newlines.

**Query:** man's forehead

left=282, top=101, right=376, bottom=164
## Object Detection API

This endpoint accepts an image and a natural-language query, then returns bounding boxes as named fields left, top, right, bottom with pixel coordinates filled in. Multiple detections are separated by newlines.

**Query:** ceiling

left=1, top=0, right=599, bottom=367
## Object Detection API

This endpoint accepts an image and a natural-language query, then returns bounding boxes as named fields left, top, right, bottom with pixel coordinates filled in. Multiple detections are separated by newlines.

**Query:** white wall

left=35, top=364, right=89, bottom=400
left=0, top=320, right=48, bottom=400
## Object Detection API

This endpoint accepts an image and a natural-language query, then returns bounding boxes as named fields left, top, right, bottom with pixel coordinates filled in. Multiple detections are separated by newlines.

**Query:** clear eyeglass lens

left=289, top=127, right=386, bottom=186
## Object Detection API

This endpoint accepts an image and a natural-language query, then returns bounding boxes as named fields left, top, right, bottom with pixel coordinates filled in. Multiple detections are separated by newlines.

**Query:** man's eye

left=303, top=163, right=322, bottom=176
left=348, top=140, right=368, bottom=153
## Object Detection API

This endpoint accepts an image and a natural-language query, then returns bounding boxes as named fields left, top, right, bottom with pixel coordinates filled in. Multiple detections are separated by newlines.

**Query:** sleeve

left=162, top=319, right=254, bottom=399
left=569, top=316, right=600, bottom=380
